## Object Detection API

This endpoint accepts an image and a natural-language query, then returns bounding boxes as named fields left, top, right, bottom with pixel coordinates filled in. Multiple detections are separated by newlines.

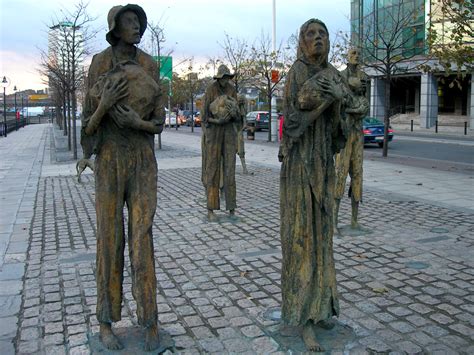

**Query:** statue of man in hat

left=81, top=4, right=164, bottom=351
left=201, top=65, right=240, bottom=221
left=334, top=48, right=369, bottom=230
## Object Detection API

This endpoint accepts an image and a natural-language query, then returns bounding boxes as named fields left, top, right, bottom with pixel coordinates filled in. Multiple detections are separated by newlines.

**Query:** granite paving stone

left=3, top=126, right=473, bottom=353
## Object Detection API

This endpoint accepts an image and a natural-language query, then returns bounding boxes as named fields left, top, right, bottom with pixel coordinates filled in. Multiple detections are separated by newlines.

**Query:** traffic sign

left=153, top=56, right=172, bottom=81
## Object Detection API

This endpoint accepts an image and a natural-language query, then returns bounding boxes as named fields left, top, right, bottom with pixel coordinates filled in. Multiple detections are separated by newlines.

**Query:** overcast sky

left=0, top=0, right=350, bottom=93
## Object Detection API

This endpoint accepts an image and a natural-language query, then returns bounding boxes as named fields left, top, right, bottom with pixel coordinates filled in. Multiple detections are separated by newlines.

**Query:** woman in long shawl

left=279, top=19, right=347, bottom=352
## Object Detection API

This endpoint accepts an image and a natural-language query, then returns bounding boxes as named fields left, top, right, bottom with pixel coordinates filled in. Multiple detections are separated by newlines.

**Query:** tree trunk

left=67, top=91, right=71, bottom=151
left=191, top=94, right=194, bottom=133
left=382, top=75, right=391, bottom=157
left=72, top=90, right=77, bottom=160
left=63, top=94, right=67, bottom=136
left=267, top=81, right=272, bottom=142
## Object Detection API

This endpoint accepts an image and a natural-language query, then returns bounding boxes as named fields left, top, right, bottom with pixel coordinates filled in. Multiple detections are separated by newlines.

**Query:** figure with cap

left=201, top=64, right=240, bottom=221
left=80, top=4, right=165, bottom=351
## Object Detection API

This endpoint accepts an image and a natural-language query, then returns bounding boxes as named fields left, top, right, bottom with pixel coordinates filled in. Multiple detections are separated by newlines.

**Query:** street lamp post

left=1, top=76, right=10, bottom=137
left=270, top=0, right=278, bottom=142
left=21, top=94, right=25, bottom=128
left=14, top=86, right=17, bottom=131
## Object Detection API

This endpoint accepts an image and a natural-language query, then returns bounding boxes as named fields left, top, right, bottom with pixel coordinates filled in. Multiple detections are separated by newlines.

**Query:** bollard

left=435, top=120, right=438, bottom=133
left=465, top=121, right=468, bottom=135
left=411, top=119, right=413, bottom=132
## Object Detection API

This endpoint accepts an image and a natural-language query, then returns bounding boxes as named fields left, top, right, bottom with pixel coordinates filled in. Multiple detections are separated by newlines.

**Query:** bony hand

left=317, top=77, right=343, bottom=101
left=100, top=76, right=128, bottom=110
left=110, top=104, right=141, bottom=129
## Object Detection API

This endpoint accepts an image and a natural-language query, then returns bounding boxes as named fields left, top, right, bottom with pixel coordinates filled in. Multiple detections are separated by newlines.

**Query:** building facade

left=351, top=0, right=474, bottom=130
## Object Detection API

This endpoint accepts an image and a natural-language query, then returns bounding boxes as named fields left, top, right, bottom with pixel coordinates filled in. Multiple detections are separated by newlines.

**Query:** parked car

left=186, top=112, right=201, bottom=127
left=245, top=111, right=271, bottom=131
left=362, top=117, right=394, bottom=147
left=178, top=110, right=198, bottom=126
left=165, top=113, right=178, bottom=127
left=177, top=114, right=187, bottom=126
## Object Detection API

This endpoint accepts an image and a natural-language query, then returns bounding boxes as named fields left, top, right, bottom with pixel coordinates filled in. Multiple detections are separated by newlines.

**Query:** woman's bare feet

left=144, top=324, right=160, bottom=351
left=99, top=322, right=123, bottom=350
left=207, top=209, right=218, bottom=222
left=317, top=318, right=336, bottom=330
left=302, top=322, right=324, bottom=352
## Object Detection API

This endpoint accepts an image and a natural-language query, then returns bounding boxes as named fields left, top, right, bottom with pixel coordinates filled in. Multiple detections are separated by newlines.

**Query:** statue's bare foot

left=302, top=323, right=324, bottom=352
left=99, top=323, right=123, bottom=350
left=317, top=318, right=336, bottom=330
left=351, top=222, right=361, bottom=230
left=144, top=324, right=160, bottom=351
left=207, top=210, right=218, bottom=222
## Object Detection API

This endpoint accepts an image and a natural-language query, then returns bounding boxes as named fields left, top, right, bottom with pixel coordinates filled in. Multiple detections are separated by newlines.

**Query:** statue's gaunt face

left=348, top=49, right=360, bottom=65
left=303, top=22, right=328, bottom=59
left=115, top=11, right=141, bottom=45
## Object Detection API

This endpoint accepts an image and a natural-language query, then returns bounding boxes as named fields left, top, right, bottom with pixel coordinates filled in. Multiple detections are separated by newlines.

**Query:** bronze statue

left=236, top=95, right=249, bottom=174
left=278, top=19, right=347, bottom=352
left=334, top=48, right=369, bottom=229
left=201, top=64, right=240, bottom=221
left=81, top=4, right=164, bottom=351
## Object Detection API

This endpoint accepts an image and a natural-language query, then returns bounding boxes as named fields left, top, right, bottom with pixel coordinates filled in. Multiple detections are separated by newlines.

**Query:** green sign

left=153, top=56, right=172, bottom=81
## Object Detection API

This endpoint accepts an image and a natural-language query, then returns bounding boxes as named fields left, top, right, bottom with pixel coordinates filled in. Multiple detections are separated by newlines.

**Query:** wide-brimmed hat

left=106, top=4, right=147, bottom=46
left=213, top=64, right=235, bottom=80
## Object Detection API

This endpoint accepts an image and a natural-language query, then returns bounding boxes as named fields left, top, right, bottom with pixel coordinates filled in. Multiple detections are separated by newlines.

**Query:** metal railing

left=0, top=114, right=45, bottom=137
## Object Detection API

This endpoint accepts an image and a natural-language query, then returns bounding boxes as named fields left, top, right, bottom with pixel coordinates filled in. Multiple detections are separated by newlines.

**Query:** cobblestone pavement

left=12, top=149, right=474, bottom=354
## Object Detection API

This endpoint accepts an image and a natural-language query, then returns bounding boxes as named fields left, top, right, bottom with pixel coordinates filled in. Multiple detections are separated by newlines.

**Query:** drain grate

left=405, top=261, right=430, bottom=269
left=430, top=227, right=449, bottom=234
left=417, top=236, right=450, bottom=243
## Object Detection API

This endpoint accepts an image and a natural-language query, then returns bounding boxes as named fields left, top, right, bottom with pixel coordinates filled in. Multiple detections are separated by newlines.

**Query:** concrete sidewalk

left=0, top=124, right=473, bottom=354
left=159, top=129, right=474, bottom=213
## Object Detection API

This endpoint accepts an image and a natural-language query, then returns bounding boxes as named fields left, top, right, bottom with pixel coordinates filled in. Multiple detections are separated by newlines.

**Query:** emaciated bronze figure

left=81, top=4, right=164, bottom=351
left=334, top=48, right=369, bottom=229
left=201, top=65, right=240, bottom=221
left=279, top=19, right=347, bottom=352
left=236, top=95, right=250, bottom=174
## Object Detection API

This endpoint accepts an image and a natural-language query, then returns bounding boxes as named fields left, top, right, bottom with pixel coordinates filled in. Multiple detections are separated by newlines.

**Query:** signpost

left=152, top=56, right=174, bottom=142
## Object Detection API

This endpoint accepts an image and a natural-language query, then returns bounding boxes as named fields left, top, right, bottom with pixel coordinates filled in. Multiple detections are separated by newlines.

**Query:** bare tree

left=179, top=59, right=209, bottom=131
left=329, top=30, right=351, bottom=70
left=358, top=0, right=427, bottom=157
left=249, top=31, right=291, bottom=142
left=427, top=0, right=474, bottom=81
left=218, top=33, right=255, bottom=93
left=40, top=0, right=98, bottom=159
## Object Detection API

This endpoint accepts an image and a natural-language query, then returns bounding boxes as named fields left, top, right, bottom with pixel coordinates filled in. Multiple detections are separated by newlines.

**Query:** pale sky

left=0, top=0, right=350, bottom=94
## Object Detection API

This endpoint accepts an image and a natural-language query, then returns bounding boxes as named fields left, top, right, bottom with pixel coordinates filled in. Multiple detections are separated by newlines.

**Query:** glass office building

left=350, top=0, right=474, bottom=129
